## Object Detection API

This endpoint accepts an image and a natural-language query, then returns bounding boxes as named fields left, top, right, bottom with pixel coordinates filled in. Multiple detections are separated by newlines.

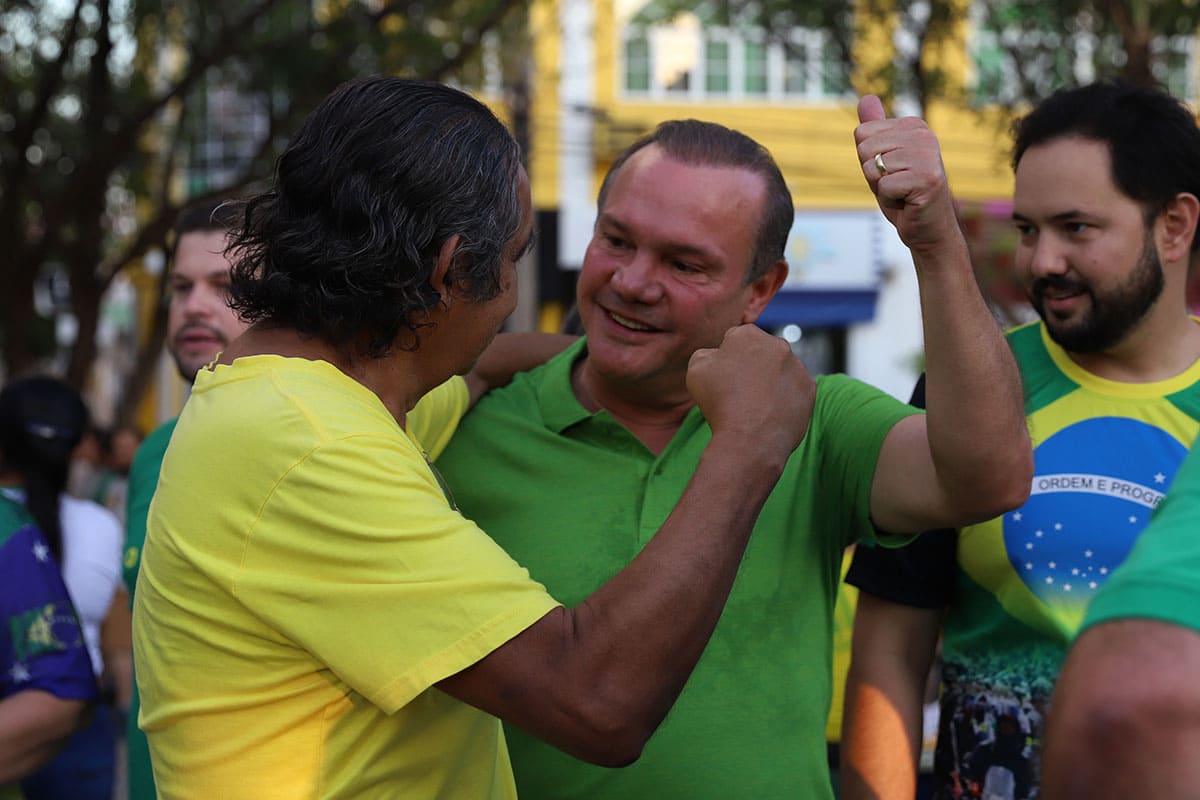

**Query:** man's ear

left=741, top=260, right=789, bottom=324
left=430, top=235, right=463, bottom=300
left=1158, top=193, right=1200, bottom=266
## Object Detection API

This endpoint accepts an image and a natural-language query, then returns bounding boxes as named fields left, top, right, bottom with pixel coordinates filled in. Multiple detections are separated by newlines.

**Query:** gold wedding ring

left=874, top=152, right=889, bottom=176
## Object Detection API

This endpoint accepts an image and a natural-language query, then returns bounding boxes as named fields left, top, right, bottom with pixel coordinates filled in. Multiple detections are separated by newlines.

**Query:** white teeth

left=610, top=311, right=652, bottom=331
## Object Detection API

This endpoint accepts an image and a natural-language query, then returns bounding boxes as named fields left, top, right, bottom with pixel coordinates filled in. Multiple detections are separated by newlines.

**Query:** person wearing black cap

left=0, top=377, right=124, bottom=799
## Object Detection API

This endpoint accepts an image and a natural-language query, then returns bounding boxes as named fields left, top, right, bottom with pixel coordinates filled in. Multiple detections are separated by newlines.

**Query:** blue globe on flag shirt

left=1002, top=416, right=1187, bottom=619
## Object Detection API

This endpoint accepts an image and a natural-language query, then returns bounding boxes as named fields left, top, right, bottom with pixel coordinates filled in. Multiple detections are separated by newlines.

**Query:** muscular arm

left=438, top=325, right=815, bottom=766
left=0, top=690, right=88, bottom=783
left=463, top=332, right=577, bottom=405
left=1042, top=619, right=1200, bottom=799
left=841, top=593, right=942, bottom=800
left=855, top=96, right=1032, bottom=533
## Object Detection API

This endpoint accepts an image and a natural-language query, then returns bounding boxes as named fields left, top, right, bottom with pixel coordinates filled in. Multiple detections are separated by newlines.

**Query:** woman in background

left=0, top=377, right=125, bottom=800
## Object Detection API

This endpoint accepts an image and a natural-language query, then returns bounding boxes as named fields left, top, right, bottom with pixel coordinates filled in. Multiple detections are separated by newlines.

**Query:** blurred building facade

left=107, top=1, right=1200, bottom=431
left=516, top=0, right=1198, bottom=398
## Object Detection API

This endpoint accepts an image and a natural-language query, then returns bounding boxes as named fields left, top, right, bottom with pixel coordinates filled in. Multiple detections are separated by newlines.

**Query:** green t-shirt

left=123, top=416, right=176, bottom=800
left=437, top=337, right=916, bottom=799
left=1085, top=439, right=1200, bottom=633
left=124, top=418, right=177, bottom=598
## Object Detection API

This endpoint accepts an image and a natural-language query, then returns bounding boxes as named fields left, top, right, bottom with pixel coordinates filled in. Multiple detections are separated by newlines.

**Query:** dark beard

left=1033, top=234, right=1165, bottom=354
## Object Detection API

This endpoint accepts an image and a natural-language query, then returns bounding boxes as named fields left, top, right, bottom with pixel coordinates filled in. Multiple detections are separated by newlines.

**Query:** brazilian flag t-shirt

left=935, top=321, right=1200, bottom=799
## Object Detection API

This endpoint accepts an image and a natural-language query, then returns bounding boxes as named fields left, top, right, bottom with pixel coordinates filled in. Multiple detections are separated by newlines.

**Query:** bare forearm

left=841, top=682, right=924, bottom=800
left=0, top=691, right=86, bottom=782
left=1044, top=620, right=1200, bottom=799
left=841, top=595, right=940, bottom=800
left=854, top=100, right=1031, bottom=533
left=915, top=240, right=1031, bottom=520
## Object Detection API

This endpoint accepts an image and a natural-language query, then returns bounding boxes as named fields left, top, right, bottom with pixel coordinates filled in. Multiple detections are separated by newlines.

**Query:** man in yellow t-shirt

left=132, top=76, right=816, bottom=798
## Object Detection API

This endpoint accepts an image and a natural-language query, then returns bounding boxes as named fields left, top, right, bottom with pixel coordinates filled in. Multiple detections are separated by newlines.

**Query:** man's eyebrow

left=1012, top=209, right=1089, bottom=223
left=595, top=212, right=719, bottom=260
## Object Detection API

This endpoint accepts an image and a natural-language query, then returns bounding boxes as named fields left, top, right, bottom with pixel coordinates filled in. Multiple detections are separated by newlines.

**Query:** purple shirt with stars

left=1, top=496, right=97, bottom=702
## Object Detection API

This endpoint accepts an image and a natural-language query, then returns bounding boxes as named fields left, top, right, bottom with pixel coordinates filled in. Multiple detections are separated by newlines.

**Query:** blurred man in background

left=122, top=197, right=250, bottom=800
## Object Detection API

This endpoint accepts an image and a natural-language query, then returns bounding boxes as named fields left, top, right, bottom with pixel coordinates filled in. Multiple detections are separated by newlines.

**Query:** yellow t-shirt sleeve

left=407, top=376, right=470, bottom=459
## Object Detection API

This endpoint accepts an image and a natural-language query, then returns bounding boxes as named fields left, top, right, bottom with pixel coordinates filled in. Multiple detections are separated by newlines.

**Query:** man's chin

left=171, top=352, right=219, bottom=383
left=1042, top=318, right=1106, bottom=353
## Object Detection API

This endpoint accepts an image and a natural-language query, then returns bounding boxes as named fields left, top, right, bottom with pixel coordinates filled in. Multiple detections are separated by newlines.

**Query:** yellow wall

left=523, top=0, right=1018, bottom=214
left=529, top=0, right=563, bottom=208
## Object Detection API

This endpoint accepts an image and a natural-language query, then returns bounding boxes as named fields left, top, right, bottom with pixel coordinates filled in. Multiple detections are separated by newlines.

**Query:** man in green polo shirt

left=436, top=102, right=1033, bottom=798
left=123, top=197, right=251, bottom=799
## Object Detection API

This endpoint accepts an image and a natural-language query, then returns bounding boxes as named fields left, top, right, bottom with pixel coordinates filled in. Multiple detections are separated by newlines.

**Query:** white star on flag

left=32, top=542, right=49, bottom=562
left=9, top=662, right=31, bottom=683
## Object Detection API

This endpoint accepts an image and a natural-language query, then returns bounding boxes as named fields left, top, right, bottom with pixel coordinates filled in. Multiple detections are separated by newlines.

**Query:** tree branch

left=13, top=0, right=85, bottom=160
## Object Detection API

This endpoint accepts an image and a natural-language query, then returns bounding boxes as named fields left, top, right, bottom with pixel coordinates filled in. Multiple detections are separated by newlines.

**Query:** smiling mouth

left=1033, top=277, right=1088, bottom=302
left=609, top=310, right=655, bottom=332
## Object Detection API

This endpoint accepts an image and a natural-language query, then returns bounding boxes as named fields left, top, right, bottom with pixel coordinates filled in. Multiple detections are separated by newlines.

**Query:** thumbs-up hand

left=853, top=95, right=962, bottom=259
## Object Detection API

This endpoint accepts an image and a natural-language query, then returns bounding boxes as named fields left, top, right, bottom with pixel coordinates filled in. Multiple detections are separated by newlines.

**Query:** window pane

left=821, top=40, right=848, bottom=95
left=784, top=41, right=806, bottom=94
left=706, top=40, right=730, bottom=94
left=745, top=40, right=767, bottom=95
left=1158, top=39, right=1192, bottom=98
left=626, top=37, right=650, bottom=92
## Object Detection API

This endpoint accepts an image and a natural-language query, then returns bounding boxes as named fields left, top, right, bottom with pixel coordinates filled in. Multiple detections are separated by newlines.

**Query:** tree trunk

left=65, top=269, right=105, bottom=390
left=0, top=261, right=39, bottom=379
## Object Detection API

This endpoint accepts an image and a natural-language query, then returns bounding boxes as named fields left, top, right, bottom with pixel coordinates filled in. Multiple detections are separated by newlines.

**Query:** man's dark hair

left=596, top=119, right=794, bottom=283
left=227, top=76, right=525, bottom=357
left=169, top=196, right=239, bottom=262
left=1012, top=81, right=1200, bottom=251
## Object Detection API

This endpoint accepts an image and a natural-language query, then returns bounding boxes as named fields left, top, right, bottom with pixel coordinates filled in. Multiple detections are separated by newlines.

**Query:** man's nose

left=1025, top=235, right=1069, bottom=279
left=611, top=253, right=662, bottom=303
left=179, top=286, right=219, bottom=318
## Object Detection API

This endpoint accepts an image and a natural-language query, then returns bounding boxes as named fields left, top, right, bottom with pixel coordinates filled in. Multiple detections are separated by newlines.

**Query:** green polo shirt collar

left=534, top=337, right=707, bottom=456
